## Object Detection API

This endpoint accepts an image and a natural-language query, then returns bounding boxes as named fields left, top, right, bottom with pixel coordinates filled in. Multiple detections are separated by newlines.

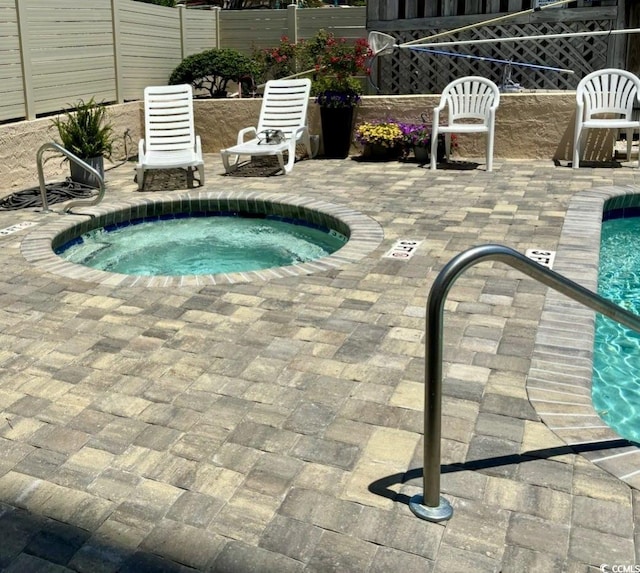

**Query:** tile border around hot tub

left=21, top=191, right=384, bottom=288
left=528, top=184, right=640, bottom=489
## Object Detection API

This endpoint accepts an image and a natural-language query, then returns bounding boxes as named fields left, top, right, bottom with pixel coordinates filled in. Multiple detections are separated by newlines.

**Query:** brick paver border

left=21, top=191, right=384, bottom=288
left=528, top=185, right=640, bottom=488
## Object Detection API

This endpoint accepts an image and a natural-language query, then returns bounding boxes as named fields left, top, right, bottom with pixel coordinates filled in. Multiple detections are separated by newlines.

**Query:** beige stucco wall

left=0, top=103, right=142, bottom=194
left=194, top=92, right=579, bottom=161
left=0, top=92, right=605, bottom=195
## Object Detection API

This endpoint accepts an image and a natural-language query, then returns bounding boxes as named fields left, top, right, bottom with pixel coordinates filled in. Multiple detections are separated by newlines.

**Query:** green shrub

left=169, top=49, right=259, bottom=98
left=52, top=98, right=114, bottom=159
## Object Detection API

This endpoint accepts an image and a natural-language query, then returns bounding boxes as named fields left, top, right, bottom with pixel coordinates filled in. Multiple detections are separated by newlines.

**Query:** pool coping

left=20, top=191, right=384, bottom=287
left=528, top=184, right=640, bottom=489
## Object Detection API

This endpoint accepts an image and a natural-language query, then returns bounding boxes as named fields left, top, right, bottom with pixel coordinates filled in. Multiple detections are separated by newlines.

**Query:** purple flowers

left=315, top=89, right=361, bottom=109
left=398, top=122, right=431, bottom=147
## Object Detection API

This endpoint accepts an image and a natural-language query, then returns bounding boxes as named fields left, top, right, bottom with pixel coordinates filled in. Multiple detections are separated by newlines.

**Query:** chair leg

left=572, top=126, right=583, bottom=169
left=220, top=151, right=239, bottom=174
left=430, top=129, right=439, bottom=170
left=136, top=167, right=145, bottom=191
left=486, top=130, right=494, bottom=172
left=198, top=164, right=205, bottom=185
left=277, top=151, right=287, bottom=174
left=186, top=168, right=194, bottom=188
left=309, top=135, right=320, bottom=158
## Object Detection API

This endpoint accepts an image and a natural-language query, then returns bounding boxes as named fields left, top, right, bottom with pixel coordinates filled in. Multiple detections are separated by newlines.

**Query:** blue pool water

left=594, top=216, right=640, bottom=444
left=56, top=214, right=346, bottom=276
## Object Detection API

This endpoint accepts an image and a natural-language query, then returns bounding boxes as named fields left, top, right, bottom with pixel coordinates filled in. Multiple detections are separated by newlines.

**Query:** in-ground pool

left=594, top=214, right=640, bottom=444
left=55, top=213, right=346, bottom=276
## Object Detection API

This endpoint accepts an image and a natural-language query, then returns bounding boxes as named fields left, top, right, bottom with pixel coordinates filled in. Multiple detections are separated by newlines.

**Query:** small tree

left=169, top=49, right=259, bottom=98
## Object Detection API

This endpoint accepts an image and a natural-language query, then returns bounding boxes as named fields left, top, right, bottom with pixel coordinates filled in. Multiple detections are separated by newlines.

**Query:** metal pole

left=399, top=0, right=574, bottom=47
left=36, top=142, right=106, bottom=214
left=406, top=27, right=640, bottom=49
left=409, top=244, right=640, bottom=523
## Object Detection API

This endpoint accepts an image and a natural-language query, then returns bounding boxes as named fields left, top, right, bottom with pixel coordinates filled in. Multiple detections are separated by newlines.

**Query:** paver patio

left=0, top=152, right=639, bottom=572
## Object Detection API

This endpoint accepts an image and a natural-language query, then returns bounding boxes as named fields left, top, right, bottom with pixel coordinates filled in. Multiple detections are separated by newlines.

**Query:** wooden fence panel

left=120, top=1, right=183, bottom=100
left=24, top=0, right=116, bottom=115
left=219, top=9, right=288, bottom=54
left=375, top=9, right=616, bottom=95
left=184, top=8, right=218, bottom=56
left=0, top=1, right=25, bottom=122
left=297, top=7, right=366, bottom=41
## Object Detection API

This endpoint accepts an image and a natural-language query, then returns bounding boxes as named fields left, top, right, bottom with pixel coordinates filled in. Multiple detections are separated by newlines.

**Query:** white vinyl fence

left=0, top=0, right=365, bottom=123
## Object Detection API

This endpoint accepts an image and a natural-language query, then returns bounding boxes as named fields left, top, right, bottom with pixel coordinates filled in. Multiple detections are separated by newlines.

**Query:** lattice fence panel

left=374, top=20, right=611, bottom=94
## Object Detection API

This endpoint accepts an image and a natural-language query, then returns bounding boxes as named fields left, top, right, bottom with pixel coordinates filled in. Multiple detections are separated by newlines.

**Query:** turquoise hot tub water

left=594, top=215, right=640, bottom=444
left=55, top=212, right=346, bottom=276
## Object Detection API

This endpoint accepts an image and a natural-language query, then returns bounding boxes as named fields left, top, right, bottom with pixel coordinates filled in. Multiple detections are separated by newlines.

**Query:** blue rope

left=407, top=46, right=574, bottom=74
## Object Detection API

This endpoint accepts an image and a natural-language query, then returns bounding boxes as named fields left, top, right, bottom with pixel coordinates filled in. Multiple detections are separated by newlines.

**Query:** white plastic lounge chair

left=220, top=79, right=316, bottom=175
left=430, top=76, right=500, bottom=172
left=137, top=84, right=204, bottom=190
left=573, top=68, right=640, bottom=169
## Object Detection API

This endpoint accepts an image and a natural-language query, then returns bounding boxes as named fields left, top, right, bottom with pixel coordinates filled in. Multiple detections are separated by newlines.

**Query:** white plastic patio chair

left=573, top=68, right=640, bottom=169
left=430, top=76, right=500, bottom=172
left=220, top=78, right=316, bottom=175
left=136, top=84, right=204, bottom=190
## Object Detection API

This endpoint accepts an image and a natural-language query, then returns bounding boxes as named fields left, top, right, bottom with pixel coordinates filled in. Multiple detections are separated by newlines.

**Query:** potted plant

left=400, top=122, right=431, bottom=163
left=354, top=120, right=404, bottom=160
left=52, top=98, right=115, bottom=187
left=399, top=122, right=459, bottom=164
left=307, top=31, right=373, bottom=159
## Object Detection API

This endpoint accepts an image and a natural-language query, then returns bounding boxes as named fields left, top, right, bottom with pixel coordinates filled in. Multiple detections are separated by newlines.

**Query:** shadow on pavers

left=368, top=439, right=630, bottom=505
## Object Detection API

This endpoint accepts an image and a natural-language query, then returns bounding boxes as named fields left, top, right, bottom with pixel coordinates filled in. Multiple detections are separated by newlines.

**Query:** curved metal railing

left=36, top=142, right=106, bottom=214
left=410, top=244, right=640, bottom=522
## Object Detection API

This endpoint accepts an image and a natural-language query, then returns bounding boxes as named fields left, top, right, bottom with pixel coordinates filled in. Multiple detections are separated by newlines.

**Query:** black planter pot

left=320, top=106, right=355, bottom=159
left=70, top=156, right=104, bottom=188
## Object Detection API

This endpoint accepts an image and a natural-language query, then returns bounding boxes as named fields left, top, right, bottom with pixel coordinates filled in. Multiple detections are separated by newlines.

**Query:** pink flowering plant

left=254, top=31, right=372, bottom=108
left=307, top=31, right=373, bottom=108
left=254, top=36, right=306, bottom=82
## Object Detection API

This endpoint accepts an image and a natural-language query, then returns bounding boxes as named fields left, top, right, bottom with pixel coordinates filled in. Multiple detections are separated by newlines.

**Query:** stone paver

left=0, top=154, right=639, bottom=570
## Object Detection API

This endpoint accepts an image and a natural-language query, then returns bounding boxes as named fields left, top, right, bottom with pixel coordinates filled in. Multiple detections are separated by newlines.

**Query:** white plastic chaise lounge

left=573, top=68, right=640, bottom=169
left=220, top=78, right=317, bottom=175
left=137, top=84, right=204, bottom=190
left=430, top=76, right=500, bottom=172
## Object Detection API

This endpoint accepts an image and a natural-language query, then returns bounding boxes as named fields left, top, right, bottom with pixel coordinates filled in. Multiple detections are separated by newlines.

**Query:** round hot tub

left=22, top=192, right=384, bottom=287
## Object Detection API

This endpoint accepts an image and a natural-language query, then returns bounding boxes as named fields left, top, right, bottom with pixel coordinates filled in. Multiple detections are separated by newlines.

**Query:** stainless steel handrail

left=36, top=142, right=106, bottom=214
left=409, top=244, right=640, bottom=522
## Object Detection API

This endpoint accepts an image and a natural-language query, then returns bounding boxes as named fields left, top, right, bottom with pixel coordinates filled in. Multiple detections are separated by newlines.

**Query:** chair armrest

left=238, top=127, right=257, bottom=145
left=432, top=107, right=441, bottom=128
left=195, top=135, right=202, bottom=156
left=138, top=139, right=146, bottom=162
left=293, top=126, right=307, bottom=139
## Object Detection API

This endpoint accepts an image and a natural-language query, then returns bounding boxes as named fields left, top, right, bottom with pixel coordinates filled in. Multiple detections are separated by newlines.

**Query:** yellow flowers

left=354, top=121, right=404, bottom=148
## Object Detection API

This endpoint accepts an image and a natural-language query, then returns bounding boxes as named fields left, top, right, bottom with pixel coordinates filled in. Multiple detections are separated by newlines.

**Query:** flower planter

left=363, top=143, right=403, bottom=161
left=413, top=146, right=429, bottom=163
left=320, top=106, right=355, bottom=159
left=70, top=156, right=104, bottom=188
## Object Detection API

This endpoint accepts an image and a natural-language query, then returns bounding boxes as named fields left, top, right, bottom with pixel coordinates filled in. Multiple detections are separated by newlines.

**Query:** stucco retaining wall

left=0, top=92, right=605, bottom=195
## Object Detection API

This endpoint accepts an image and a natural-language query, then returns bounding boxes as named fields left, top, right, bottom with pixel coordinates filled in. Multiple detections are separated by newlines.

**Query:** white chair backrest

left=144, top=84, right=196, bottom=153
left=440, top=76, right=500, bottom=123
left=257, top=79, right=311, bottom=140
left=577, top=69, right=640, bottom=120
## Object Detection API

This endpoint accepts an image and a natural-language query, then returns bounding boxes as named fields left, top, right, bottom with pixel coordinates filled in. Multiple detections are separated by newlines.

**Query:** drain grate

left=0, top=221, right=37, bottom=236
